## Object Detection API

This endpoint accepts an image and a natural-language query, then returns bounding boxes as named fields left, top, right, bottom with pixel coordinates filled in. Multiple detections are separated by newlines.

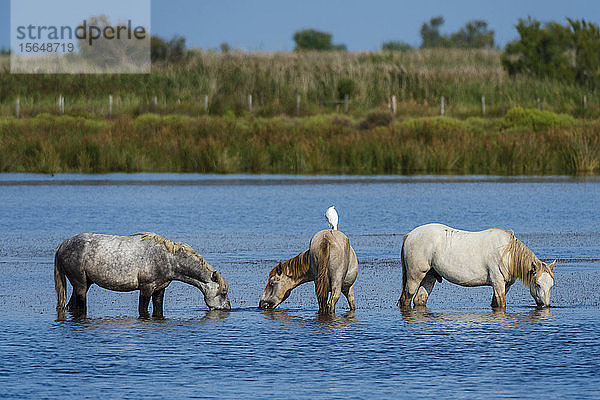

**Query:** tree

left=77, top=15, right=150, bottom=71
left=420, top=17, right=495, bottom=48
left=293, top=29, right=346, bottom=51
left=420, top=16, right=446, bottom=48
left=382, top=41, right=412, bottom=52
left=220, top=42, right=231, bottom=54
left=150, top=35, right=187, bottom=63
left=448, top=20, right=495, bottom=48
left=568, top=18, right=600, bottom=89
left=502, top=17, right=574, bottom=81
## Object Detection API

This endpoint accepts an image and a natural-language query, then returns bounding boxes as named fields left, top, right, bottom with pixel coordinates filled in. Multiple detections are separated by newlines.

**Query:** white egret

left=325, top=206, right=338, bottom=230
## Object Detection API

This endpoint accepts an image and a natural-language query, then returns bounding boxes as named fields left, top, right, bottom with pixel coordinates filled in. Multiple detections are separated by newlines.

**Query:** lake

left=1, top=174, right=599, bottom=399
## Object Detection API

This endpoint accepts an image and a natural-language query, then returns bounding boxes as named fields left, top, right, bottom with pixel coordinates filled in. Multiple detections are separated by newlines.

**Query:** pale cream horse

left=259, top=230, right=358, bottom=314
left=398, top=223, right=555, bottom=309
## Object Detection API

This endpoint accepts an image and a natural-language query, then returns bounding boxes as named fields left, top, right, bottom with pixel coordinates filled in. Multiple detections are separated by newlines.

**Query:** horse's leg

left=67, top=280, right=89, bottom=314
left=413, top=271, right=437, bottom=307
left=67, top=287, right=77, bottom=310
left=327, top=282, right=343, bottom=314
left=138, top=289, right=151, bottom=319
left=491, top=282, right=506, bottom=309
left=398, top=266, right=428, bottom=308
left=492, top=281, right=514, bottom=308
left=151, top=288, right=166, bottom=319
left=342, top=285, right=355, bottom=310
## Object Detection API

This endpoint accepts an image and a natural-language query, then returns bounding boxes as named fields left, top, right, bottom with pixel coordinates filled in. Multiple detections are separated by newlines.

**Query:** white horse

left=398, top=223, right=555, bottom=309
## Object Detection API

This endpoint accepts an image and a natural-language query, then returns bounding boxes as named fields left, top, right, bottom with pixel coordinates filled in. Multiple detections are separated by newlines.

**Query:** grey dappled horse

left=54, top=232, right=230, bottom=318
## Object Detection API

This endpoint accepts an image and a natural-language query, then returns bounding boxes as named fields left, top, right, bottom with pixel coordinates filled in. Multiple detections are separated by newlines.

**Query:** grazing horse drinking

left=54, top=232, right=231, bottom=318
left=259, top=229, right=358, bottom=314
left=398, top=223, right=555, bottom=309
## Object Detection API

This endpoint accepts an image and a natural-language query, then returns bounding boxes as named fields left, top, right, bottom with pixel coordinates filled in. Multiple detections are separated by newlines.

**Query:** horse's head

left=529, top=260, right=555, bottom=308
left=203, top=270, right=231, bottom=310
left=259, top=262, right=295, bottom=309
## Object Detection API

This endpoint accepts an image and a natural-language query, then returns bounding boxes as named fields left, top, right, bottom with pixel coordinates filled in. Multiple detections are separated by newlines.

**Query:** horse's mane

left=134, top=232, right=210, bottom=268
left=135, top=232, right=228, bottom=293
left=502, top=233, right=549, bottom=287
left=270, top=250, right=311, bottom=279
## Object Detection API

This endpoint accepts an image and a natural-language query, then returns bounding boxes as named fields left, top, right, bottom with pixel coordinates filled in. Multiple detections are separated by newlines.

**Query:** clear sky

left=1, top=0, right=598, bottom=51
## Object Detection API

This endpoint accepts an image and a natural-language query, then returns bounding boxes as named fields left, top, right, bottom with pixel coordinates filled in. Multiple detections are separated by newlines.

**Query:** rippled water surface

left=1, top=174, right=600, bottom=399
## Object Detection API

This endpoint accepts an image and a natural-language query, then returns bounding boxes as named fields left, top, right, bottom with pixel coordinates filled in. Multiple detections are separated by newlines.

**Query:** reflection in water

left=260, top=308, right=357, bottom=331
left=201, top=309, right=231, bottom=321
left=56, top=308, right=88, bottom=322
left=54, top=310, right=232, bottom=329
left=400, top=306, right=554, bottom=327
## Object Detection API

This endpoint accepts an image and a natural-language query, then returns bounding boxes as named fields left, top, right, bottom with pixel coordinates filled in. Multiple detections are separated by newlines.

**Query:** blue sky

left=1, top=0, right=598, bottom=51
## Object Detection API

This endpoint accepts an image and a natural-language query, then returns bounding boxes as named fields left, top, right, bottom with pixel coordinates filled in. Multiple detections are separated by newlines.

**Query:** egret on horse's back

left=325, top=206, right=338, bottom=230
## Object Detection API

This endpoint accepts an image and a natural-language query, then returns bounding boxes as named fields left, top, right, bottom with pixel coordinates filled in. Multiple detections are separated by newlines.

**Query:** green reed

left=1, top=112, right=598, bottom=175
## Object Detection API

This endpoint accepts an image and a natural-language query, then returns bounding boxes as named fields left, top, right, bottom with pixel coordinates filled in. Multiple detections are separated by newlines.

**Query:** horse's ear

left=276, top=263, right=283, bottom=276
left=211, top=271, right=219, bottom=282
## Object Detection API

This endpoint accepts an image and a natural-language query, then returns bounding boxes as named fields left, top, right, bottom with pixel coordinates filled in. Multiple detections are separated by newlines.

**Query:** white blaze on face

left=531, top=271, right=554, bottom=307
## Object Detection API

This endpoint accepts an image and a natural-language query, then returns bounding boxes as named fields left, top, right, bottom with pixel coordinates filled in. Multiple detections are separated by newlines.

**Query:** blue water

left=1, top=174, right=600, bottom=399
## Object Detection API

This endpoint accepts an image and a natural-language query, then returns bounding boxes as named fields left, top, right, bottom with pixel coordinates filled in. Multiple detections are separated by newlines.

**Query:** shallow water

left=1, top=174, right=600, bottom=399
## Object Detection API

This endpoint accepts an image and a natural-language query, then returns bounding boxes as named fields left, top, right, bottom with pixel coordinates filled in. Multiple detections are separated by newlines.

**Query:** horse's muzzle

left=258, top=300, right=273, bottom=309
left=210, top=300, right=231, bottom=311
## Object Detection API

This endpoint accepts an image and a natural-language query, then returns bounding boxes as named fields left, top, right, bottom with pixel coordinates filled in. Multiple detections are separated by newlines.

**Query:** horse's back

left=405, top=223, right=509, bottom=250
left=404, top=224, right=510, bottom=286
left=309, top=229, right=357, bottom=286
left=56, top=232, right=96, bottom=272
left=56, top=233, right=169, bottom=291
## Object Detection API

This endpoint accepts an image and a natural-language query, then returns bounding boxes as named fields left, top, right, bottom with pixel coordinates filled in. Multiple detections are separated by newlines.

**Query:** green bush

left=382, top=41, right=412, bottom=52
left=402, top=116, right=467, bottom=134
left=504, top=106, right=576, bottom=131
left=337, top=78, right=357, bottom=100
left=359, top=110, right=394, bottom=129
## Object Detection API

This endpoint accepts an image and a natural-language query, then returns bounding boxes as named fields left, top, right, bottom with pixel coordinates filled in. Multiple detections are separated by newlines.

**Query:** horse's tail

left=316, top=238, right=331, bottom=313
left=400, top=234, right=408, bottom=294
left=54, top=248, right=67, bottom=311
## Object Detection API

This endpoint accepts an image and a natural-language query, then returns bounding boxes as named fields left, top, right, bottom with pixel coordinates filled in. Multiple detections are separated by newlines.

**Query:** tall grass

left=1, top=49, right=598, bottom=118
left=1, top=112, right=598, bottom=175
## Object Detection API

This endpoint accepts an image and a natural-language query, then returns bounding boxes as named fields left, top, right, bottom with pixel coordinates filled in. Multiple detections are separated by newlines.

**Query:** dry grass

left=1, top=49, right=596, bottom=118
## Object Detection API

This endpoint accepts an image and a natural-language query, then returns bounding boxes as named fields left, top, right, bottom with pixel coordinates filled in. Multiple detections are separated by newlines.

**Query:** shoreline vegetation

left=1, top=110, right=598, bottom=175
left=1, top=49, right=599, bottom=175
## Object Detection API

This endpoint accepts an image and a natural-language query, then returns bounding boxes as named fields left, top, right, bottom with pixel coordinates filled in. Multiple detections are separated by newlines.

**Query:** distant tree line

left=381, top=16, right=495, bottom=52
left=378, top=15, right=600, bottom=90
left=419, top=16, right=495, bottom=49
left=55, top=14, right=600, bottom=91
left=503, top=17, right=600, bottom=90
